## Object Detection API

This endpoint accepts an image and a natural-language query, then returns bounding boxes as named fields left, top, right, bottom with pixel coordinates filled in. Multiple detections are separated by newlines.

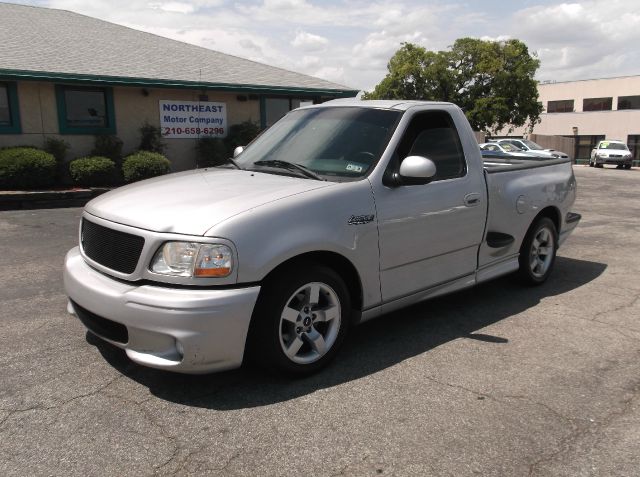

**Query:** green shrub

left=139, top=122, right=166, bottom=154
left=122, top=151, right=171, bottom=183
left=43, top=137, right=70, bottom=164
left=91, top=135, right=123, bottom=162
left=69, top=156, right=117, bottom=187
left=0, top=147, right=57, bottom=190
left=223, top=120, right=261, bottom=156
left=195, top=137, right=227, bottom=167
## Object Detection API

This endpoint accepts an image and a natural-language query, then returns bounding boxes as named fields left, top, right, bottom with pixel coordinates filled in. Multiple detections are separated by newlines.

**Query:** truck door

left=372, top=110, right=487, bottom=302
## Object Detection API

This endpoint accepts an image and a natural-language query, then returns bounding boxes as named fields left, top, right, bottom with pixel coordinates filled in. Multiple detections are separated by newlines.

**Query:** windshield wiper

left=253, top=160, right=324, bottom=180
left=212, top=157, right=243, bottom=170
left=226, top=157, right=242, bottom=169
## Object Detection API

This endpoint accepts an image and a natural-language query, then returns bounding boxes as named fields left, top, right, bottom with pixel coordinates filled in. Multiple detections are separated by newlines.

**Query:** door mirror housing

left=233, top=146, right=244, bottom=158
left=399, top=156, right=437, bottom=183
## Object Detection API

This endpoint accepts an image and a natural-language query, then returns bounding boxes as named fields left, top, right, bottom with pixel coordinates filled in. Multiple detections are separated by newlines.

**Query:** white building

left=509, top=75, right=640, bottom=161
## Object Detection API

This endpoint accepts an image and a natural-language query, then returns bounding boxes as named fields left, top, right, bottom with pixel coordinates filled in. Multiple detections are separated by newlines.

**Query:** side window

left=395, top=111, right=467, bottom=181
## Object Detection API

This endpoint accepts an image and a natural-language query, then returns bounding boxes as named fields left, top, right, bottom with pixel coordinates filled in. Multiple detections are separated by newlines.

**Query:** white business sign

left=159, top=100, right=227, bottom=138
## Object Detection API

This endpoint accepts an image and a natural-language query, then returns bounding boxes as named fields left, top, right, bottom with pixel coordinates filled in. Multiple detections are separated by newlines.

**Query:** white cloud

left=24, top=0, right=640, bottom=90
left=238, top=39, right=263, bottom=53
left=291, top=30, right=328, bottom=51
left=300, top=55, right=321, bottom=68
left=511, top=0, right=640, bottom=81
left=351, top=30, right=429, bottom=71
left=148, top=2, right=194, bottom=14
left=313, top=65, right=346, bottom=85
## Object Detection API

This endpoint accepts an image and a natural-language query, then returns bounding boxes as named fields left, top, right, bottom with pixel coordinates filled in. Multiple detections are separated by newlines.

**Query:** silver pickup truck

left=64, top=99, right=581, bottom=375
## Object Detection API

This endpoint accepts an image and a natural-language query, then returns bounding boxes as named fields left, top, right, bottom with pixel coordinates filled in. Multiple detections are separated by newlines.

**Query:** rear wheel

left=518, top=217, right=558, bottom=285
left=249, top=263, right=350, bottom=376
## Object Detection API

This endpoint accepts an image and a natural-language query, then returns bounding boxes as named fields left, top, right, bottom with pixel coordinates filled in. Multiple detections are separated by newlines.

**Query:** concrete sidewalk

left=0, top=188, right=110, bottom=210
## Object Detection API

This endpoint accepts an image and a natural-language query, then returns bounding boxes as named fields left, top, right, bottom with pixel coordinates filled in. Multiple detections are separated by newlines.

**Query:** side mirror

left=399, top=156, right=436, bottom=183
left=233, top=146, right=244, bottom=158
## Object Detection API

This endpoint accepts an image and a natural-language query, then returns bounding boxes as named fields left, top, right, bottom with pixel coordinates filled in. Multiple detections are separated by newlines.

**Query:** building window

left=0, top=82, right=21, bottom=134
left=547, top=100, right=574, bottom=113
left=574, top=134, right=605, bottom=160
left=583, top=97, right=612, bottom=112
left=55, top=85, right=115, bottom=134
left=264, top=98, right=290, bottom=128
left=628, top=135, right=640, bottom=162
left=261, top=96, right=318, bottom=129
left=618, top=95, right=640, bottom=110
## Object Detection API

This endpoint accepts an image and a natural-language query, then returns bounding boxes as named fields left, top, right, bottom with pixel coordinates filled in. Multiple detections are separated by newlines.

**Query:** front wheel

left=248, top=264, right=351, bottom=376
left=518, top=217, right=558, bottom=285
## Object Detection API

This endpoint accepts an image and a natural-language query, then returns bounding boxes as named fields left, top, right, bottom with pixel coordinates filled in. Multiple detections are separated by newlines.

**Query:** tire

left=589, top=158, right=594, bottom=167
left=518, top=217, right=558, bottom=285
left=248, top=263, right=351, bottom=376
left=625, top=164, right=632, bottom=170
left=595, top=163, right=603, bottom=168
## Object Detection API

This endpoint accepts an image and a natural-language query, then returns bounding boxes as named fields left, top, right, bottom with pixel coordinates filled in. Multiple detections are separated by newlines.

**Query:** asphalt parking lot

left=1, top=165, right=639, bottom=476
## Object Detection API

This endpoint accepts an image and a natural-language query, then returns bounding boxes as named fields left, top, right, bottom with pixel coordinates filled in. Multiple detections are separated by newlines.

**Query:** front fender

left=208, top=179, right=382, bottom=309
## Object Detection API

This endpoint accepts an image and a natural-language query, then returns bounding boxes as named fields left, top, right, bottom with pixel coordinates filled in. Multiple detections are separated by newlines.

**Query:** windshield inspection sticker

left=346, top=163, right=364, bottom=173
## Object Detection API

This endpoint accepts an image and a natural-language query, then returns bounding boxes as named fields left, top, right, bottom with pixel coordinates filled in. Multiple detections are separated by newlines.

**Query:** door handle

left=464, top=193, right=481, bottom=207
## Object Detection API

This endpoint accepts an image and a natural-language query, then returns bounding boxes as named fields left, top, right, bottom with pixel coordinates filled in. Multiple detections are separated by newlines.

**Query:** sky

left=5, top=0, right=640, bottom=91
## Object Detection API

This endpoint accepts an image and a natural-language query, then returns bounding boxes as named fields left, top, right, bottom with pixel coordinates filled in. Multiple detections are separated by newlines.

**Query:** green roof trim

left=0, top=69, right=359, bottom=97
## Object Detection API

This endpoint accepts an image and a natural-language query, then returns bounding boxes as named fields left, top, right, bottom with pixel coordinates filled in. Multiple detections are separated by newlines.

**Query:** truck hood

left=85, top=168, right=334, bottom=236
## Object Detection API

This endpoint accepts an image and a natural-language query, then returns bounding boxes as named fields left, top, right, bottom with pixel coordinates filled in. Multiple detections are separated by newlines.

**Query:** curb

left=0, top=188, right=111, bottom=211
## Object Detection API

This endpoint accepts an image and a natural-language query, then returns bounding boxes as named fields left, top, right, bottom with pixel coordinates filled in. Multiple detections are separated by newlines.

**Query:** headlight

left=150, top=242, right=233, bottom=277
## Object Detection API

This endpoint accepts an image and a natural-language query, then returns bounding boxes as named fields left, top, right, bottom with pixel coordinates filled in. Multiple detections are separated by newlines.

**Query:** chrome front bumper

left=595, top=157, right=632, bottom=165
left=64, top=247, right=260, bottom=374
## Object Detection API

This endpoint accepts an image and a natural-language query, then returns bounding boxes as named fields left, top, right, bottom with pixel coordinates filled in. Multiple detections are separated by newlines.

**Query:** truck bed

left=482, top=155, right=571, bottom=173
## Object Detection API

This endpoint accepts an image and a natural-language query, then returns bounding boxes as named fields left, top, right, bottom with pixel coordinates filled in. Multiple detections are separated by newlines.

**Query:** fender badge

left=348, top=214, right=375, bottom=225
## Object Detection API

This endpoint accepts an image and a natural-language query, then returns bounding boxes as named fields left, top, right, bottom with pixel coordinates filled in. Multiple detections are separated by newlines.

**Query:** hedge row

left=0, top=148, right=171, bottom=190
left=0, top=148, right=57, bottom=189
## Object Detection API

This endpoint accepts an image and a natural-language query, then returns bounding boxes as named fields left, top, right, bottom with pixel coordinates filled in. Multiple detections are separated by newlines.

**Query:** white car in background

left=589, top=140, right=633, bottom=169
left=479, top=142, right=531, bottom=157
left=493, top=139, right=569, bottom=159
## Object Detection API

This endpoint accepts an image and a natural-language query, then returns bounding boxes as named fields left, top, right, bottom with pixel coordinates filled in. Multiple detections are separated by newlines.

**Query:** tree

left=364, top=38, right=543, bottom=134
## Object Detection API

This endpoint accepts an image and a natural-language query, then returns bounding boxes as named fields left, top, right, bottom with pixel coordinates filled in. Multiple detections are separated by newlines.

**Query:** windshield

left=520, top=140, right=544, bottom=150
left=599, top=141, right=628, bottom=150
left=235, top=107, right=401, bottom=181
left=500, top=143, right=524, bottom=152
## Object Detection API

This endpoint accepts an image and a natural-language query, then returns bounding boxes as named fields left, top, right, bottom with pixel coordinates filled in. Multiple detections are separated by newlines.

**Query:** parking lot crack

left=591, top=292, right=640, bottom=322
left=527, top=382, right=640, bottom=476
left=202, top=450, right=241, bottom=474
left=422, top=374, right=491, bottom=399
left=0, top=374, right=123, bottom=431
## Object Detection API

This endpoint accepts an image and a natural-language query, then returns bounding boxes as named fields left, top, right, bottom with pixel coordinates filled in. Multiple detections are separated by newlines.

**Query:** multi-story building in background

left=503, top=75, right=640, bottom=162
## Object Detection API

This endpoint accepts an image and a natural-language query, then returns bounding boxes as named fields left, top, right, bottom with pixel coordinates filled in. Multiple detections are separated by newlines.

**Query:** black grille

left=71, top=300, right=128, bottom=344
left=81, top=219, right=144, bottom=274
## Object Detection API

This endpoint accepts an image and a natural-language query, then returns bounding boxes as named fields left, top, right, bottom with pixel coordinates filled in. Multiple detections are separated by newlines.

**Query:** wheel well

left=520, top=206, right=561, bottom=252
left=263, top=251, right=364, bottom=313
left=536, top=206, right=561, bottom=233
